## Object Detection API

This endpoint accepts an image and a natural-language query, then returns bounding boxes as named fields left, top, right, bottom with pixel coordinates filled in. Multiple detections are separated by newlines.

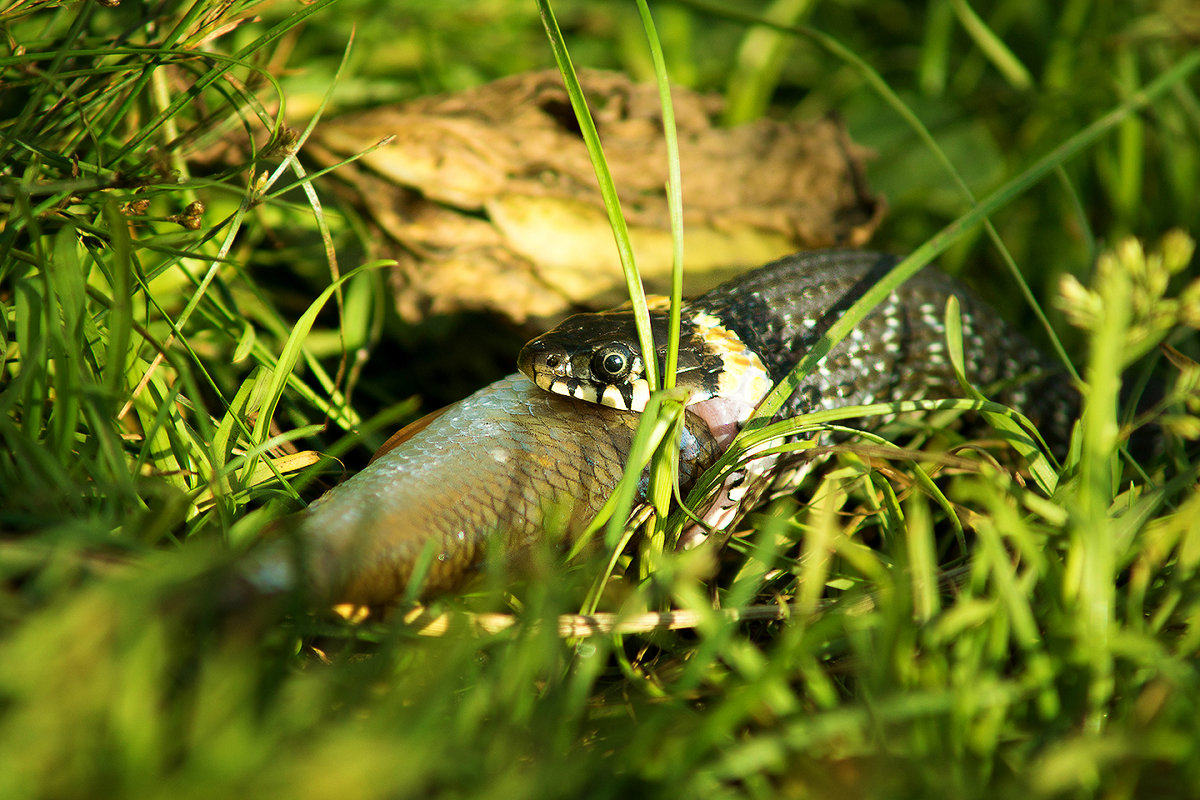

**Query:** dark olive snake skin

left=521, top=249, right=1077, bottom=451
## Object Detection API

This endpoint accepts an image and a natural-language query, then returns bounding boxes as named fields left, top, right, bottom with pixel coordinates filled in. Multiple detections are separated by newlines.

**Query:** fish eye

left=592, top=344, right=633, bottom=380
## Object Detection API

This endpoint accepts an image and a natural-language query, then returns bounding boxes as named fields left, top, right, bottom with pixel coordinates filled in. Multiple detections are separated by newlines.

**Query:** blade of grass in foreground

left=634, top=0, right=690, bottom=563
left=243, top=260, right=393, bottom=487
left=536, top=0, right=659, bottom=394
left=537, top=0, right=659, bottom=567
left=539, top=0, right=695, bottom=584
left=944, top=295, right=1060, bottom=495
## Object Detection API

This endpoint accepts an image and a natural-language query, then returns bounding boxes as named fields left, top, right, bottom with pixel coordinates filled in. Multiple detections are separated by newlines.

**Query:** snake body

left=519, top=250, right=1076, bottom=451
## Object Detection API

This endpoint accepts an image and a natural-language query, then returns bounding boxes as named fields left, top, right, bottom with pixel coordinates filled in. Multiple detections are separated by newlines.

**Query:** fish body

left=265, top=374, right=719, bottom=604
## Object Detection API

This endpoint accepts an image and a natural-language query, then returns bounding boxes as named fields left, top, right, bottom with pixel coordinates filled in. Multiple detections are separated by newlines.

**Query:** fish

left=247, top=374, right=720, bottom=605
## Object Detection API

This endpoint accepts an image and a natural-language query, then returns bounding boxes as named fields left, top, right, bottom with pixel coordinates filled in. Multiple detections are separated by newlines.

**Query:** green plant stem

left=536, top=0, right=659, bottom=394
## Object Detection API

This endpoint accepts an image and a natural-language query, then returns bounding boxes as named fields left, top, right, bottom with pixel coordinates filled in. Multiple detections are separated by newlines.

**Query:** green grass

left=2, top=1, right=1200, bottom=798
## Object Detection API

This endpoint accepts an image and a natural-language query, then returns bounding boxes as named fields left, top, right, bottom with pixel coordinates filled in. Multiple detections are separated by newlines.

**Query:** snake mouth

left=531, top=372, right=597, bottom=404
left=529, top=371, right=653, bottom=412
left=519, top=344, right=654, bottom=412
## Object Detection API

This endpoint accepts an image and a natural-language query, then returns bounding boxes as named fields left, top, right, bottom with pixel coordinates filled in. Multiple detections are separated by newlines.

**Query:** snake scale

left=263, top=250, right=1075, bottom=605
left=520, top=249, right=1076, bottom=449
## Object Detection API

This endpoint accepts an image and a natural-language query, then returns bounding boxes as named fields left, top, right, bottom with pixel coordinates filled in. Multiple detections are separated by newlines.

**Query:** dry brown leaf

left=309, top=69, right=884, bottom=323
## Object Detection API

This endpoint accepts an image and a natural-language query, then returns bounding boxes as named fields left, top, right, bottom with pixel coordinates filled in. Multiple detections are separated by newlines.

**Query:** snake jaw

left=518, top=336, right=640, bottom=410
left=518, top=314, right=650, bottom=411
left=519, top=304, right=772, bottom=424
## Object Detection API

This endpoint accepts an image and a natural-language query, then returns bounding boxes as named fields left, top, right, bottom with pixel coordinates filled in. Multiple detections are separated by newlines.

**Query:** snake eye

left=592, top=344, right=633, bottom=380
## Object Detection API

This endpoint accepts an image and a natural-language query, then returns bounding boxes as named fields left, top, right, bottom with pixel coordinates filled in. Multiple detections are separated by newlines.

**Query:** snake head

left=518, top=309, right=658, bottom=411
left=517, top=305, right=769, bottom=417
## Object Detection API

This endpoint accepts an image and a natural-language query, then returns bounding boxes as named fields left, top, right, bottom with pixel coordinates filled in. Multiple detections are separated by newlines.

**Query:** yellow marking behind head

left=689, top=311, right=772, bottom=422
left=601, top=384, right=625, bottom=409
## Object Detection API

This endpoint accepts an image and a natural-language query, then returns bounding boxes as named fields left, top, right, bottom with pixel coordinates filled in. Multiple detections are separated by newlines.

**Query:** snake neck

left=688, top=250, right=1077, bottom=448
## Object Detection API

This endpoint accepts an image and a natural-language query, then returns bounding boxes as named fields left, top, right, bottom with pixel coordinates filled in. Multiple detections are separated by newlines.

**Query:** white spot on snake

left=601, top=384, right=627, bottom=409
left=631, top=380, right=651, bottom=411
left=489, top=448, right=509, bottom=464
left=571, top=383, right=597, bottom=402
